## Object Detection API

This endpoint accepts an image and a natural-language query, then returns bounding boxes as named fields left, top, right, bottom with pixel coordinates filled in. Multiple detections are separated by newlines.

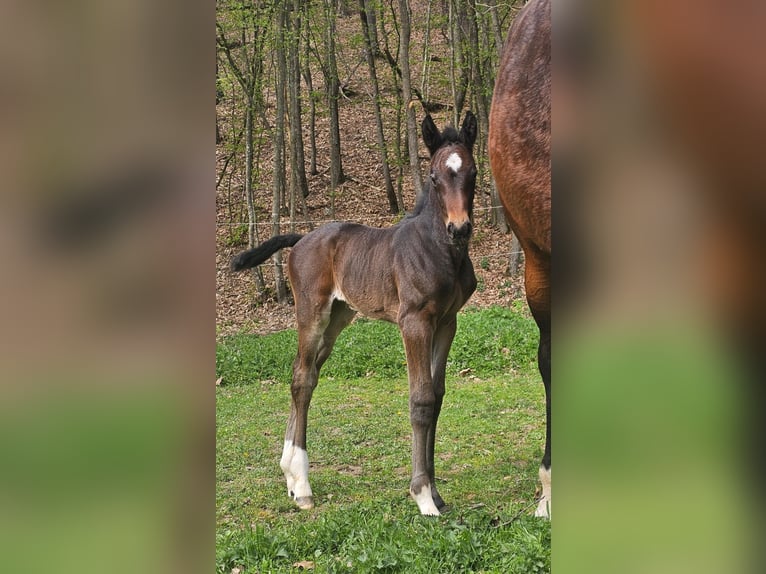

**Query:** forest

left=216, top=0, right=527, bottom=335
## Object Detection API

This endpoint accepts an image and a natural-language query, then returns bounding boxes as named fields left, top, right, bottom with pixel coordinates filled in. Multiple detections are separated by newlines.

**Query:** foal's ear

left=460, top=111, right=478, bottom=151
left=422, top=115, right=442, bottom=156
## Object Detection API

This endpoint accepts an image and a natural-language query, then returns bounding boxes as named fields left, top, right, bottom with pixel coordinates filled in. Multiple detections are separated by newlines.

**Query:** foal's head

left=422, top=111, right=478, bottom=246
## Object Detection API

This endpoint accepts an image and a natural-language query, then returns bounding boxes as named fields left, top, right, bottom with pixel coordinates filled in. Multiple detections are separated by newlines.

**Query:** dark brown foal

left=231, top=112, right=478, bottom=515
left=489, top=0, right=551, bottom=517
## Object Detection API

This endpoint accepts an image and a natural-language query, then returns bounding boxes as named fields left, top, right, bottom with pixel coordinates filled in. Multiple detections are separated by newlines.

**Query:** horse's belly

left=334, top=282, right=399, bottom=323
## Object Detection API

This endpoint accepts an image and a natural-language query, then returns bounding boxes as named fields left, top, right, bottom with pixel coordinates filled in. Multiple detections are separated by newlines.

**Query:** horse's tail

left=230, top=233, right=304, bottom=272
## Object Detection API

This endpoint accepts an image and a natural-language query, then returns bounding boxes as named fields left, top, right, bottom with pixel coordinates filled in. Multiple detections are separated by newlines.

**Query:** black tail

left=230, top=233, right=304, bottom=272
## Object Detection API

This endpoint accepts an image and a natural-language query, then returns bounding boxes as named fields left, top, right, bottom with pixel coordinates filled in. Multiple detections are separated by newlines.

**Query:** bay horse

left=488, top=0, right=551, bottom=517
left=231, top=112, right=478, bottom=516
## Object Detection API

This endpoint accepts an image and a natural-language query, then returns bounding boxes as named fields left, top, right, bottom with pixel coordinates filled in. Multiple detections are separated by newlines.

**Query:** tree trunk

left=486, top=0, right=505, bottom=56
left=360, top=0, right=398, bottom=213
left=287, top=0, right=309, bottom=200
left=244, top=98, right=266, bottom=294
left=379, top=1, right=406, bottom=210
left=448, top=0, right=471, bottom=125
left=509, top=232, right=523, bottom=277
left=474, top=0, right=508, bottom=232
left=273, top=7, right=289, bottom=303
left=398, top=0, right=422, bottom=196
left=301, top=5, right=318, bottom=176
left=419, top=0, right=433, bottom=104
left=324, top=0, right=345, bottom=188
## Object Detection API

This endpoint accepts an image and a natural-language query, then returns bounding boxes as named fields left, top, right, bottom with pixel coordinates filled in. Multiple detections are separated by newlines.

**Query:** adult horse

left=231, top=112, right=478, bottom=516
left=488, top=0, right=551, bottom=517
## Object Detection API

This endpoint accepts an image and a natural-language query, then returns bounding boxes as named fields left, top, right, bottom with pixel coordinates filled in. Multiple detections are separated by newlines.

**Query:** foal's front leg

left=427, top=318, right=457, bottom=511
left=400, top=312, right=440, bottom=516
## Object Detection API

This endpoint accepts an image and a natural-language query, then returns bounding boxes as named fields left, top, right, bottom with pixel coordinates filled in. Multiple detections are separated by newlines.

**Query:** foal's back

left=287, top=214, right=470, bottom=324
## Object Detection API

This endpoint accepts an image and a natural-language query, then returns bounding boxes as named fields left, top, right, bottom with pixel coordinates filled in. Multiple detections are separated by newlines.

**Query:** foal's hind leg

left=281, top=299, right=355, bottom=510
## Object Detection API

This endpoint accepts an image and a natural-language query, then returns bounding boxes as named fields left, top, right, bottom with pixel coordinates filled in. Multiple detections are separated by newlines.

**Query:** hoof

left=534, top=497, right=550, bottom=518
left=411, top=484, right=441, bottom=516
left=294, top=495, right=314, bottom=510
left=534, top=465, right=551, bottom=518
left=432, top=491, right=448, bottom=512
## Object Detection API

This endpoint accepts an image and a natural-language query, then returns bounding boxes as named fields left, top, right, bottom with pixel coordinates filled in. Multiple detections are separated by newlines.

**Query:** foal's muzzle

left=447, top=220, right=472, bottom=243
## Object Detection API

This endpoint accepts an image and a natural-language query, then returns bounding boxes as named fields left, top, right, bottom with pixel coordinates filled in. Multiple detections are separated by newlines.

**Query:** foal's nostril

left=447, top=220, right=472, bottom=240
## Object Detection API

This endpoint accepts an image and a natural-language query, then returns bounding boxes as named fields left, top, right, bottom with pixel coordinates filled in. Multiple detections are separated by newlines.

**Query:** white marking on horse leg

left=411, top=483, right=441, bottom=516
left=289, top=447, right=313, bottom=507
left=534, top=465, right=551, bottom=518
left=280, top=440, right=296, bottom=496
left=446, top=152, right=462, bottom=174
left=281, top=440, right=313, bottom=509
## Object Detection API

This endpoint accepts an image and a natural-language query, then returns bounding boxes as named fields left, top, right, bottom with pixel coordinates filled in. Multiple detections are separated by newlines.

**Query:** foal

left=231, top=112, right=478, bottom=515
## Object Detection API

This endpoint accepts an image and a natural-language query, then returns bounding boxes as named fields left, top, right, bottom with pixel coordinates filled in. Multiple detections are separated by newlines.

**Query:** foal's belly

left=332, top=279, right=400, bottom=323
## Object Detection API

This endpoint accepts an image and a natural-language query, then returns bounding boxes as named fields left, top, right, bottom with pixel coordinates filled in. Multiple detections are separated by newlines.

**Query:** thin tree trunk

left=474, top=0, right=508, bottom=232
left=487, top=0, right=504, bottom=55
left=398, top=0, right=422, bottom=196
left=448, top=0, right=470, bottom=125
left=287, top=0, right=309, bottom=200
left=360, top=0, right=398, bottom=213
left=273, top=9, right=289, bottom=303
left=379, top=1, right=406, bottom=210
left=324, top=0, right=345, bottom=188
left=509, top=233, right=523, bottom=277
left=419, top=0, right=433, bottom=104
left=244, top=98, right=266, bottom=294
left=394, top=99, right=405, bottom=210
left=302, top=5, right=318, bottom=176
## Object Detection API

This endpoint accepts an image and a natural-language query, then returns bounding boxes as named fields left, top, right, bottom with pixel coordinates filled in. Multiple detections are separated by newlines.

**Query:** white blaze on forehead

left=445, top=152, right=462, bottom=174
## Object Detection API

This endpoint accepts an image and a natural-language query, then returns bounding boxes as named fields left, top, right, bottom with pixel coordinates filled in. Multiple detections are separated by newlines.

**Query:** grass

left=216, top=306, right=549, bottom=573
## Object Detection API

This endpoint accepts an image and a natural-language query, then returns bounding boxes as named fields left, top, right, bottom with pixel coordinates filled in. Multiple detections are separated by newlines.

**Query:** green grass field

left=216, top=305, right=550, bottom=573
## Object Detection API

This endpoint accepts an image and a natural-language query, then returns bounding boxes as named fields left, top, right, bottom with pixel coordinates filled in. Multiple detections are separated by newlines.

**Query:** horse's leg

left=316, top=300, right=356, bottom=370
left=281, top=298, right=354, bottom=510
left=525, top=252, right=551, bottom=518
left=281, top=298, right=333, bottom=510
left=399, top=311, right=440, bottom=516
left=535, top=320, right=551, bottom=518
left=427, top=318, right=458, bottom=511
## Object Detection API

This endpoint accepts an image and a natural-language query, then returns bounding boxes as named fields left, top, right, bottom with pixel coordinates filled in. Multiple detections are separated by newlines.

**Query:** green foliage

left=216, top=330, right=297, bottom=385
left=451, top=306, right=538, bottom=376
left=216, top=507, right=550, bottom=573
left=216, top=304, right=548, bottom=572
left=215, top=306, right=538, bottom=386
left=223, top=223, right=249, bottom=247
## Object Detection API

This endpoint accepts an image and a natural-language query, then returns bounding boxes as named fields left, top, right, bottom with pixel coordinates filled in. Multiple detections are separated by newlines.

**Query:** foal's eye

left=430, top=172, right=437, bottom=183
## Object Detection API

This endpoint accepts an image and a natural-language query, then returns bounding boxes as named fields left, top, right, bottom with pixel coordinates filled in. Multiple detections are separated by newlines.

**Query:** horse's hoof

left=294, top=496, right=314, bottom=510
left=432, top=492, right=448, bottom=512
left=534, top=497, right=550, bottom=518
left=411, top=485, right=441, bottom=516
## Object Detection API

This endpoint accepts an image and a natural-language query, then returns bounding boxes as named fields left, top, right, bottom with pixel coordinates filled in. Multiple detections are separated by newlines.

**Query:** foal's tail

left=230, top=233, right=304, bottom=272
